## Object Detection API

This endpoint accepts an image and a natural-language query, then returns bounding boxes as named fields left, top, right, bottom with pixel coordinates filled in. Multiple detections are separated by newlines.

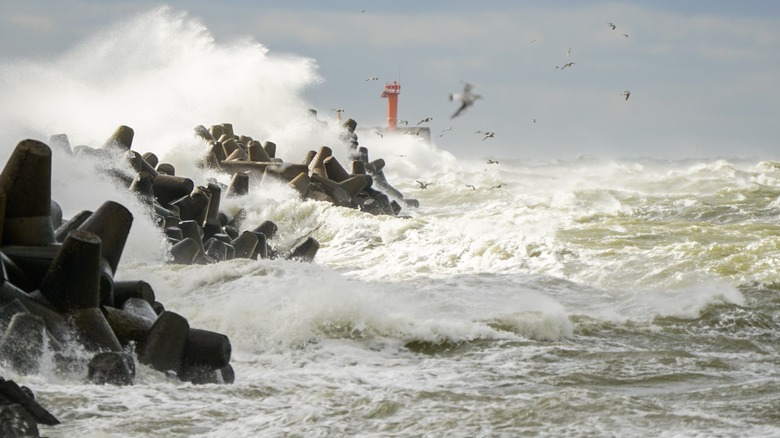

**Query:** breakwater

left=0, top=118, right=415, bottom=435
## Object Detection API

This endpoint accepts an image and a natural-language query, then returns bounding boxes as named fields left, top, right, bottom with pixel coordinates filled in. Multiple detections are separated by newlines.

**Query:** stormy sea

left=1, top=7, right=778, bottom=438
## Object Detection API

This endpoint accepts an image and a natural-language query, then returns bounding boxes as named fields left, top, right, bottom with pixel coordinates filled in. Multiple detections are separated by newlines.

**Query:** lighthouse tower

left=380, top=81, right=401, bottom=132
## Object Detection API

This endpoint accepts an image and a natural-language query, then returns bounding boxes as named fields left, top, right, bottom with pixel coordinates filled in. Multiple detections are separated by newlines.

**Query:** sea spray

left=0, top=6, right=459, bottom=260
left=2, top=6, right=779, bottom=437
left=48, top=143, right=168, bottom=268
left=0, top=6, right=332, bottom=167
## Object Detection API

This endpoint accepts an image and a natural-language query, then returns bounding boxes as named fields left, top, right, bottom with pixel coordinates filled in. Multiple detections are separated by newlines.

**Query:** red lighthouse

left=380, top=81, right=401, bottom=131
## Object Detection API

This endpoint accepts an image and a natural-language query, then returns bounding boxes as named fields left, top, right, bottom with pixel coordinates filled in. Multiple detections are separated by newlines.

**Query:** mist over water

left=1, top=7, right=779, bottom=437
left=0, top=5, right=455, bottom=265
left=2, top=7, right=316, bottom=158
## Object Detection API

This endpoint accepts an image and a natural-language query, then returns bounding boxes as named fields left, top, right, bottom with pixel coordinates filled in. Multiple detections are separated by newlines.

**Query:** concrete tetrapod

left=38, top=230, right=102, bottom=311
left=0, top=140, right=55, bottom=246
left=77, top=201, right=134, bottom=307
left=139, top=310, right=189, bottom=375
left=101, top=125, right=134, bottom=151
left=0, top=313, right=47, bottom=374
left=0, top=136, right=237, bottom=389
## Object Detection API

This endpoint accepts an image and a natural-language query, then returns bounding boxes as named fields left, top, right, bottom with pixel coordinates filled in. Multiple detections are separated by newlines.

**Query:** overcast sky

left=2, top=1, right=779, bottom=160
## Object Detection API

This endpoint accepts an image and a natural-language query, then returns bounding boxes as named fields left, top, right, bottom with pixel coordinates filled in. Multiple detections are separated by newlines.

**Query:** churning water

left=1, top=6, right=778, bottom=437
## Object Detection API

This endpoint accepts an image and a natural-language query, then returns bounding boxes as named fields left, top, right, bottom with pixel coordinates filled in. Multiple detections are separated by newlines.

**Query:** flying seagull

left=487, top=159, right=499, bottom=164
left=398, top=119, right=409, bottom=126
left=417, top=117, right=433, bottom=125
left=466, top=184, right=476, bottom=190
left=621, top=90, right=631, bottom=101
left=438, top=127, right=453, bottom=137
left=332, top=108, right=345, bottom=113
left=560, top=62, right=575, bottom=71
left=567, top=48, right=572, bottom=57
left=366, top=76, right=379, bottom=81
left=608, top=22, right=616, bottom=30
left=481, top=132, right=495, bottom=141
left=416, top=180, right=432, bottom=189
left=449, top=81, right=482, bottom=119
left=489, top=184, right=505, bottom=190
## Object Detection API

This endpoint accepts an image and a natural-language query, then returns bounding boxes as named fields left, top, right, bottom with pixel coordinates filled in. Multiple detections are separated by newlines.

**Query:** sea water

left=1, top=7, right=779, bottom=437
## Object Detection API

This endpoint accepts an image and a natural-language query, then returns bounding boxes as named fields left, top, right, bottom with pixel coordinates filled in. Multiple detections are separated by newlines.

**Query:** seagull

left=438, top=126, right=453, bottom=137
left=449, top=81, right=482, bottom=119
left=366, top=76, right=379, bottom=81
left=623, top=33, right=629, bottom=38
left=487, top=159, right=499, bottom=164
left=608, top=22, right=616, bottom=30
left=621, top=90, right=631, bottom=101
left=560, top=62, right=575, bottom=70
left=466, top=184, right=476, bottom=190
left=481, top=132, right=495, bottom=141
left=530, top=39, right=537, bottom=44
left=416, top=180, right=432, bottom=189
left=332, top=108, right=345, bottom=113
left=374, top=130, right=384, bottom=138
left=489, top=184, right=505, bottom=190
left=398, top=119, right=409, bottom=126
left=417, top=117, right=433, bottom=125
left=567, top=48, right=572, bottom=57
left=532, top=118, right=537, bottom=123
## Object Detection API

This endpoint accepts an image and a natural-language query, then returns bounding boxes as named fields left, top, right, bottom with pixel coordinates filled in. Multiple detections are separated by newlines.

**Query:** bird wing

left=451, top=101, right=469, bottom=119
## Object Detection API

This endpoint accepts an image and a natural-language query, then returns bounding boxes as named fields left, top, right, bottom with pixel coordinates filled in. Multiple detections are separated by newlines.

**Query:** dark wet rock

left=112, top=280, right=156, bottom=308
left=87, top=351, right=135, bottom=386
left=0, top=403, right=40, bottom=437
left=286, top=237, right=319, bottom=263
left=0, top=299, right=28, bottom=333
left=0, top=117, right=422, bottom=394
left=101, top=125, right=134, bottom=151
left=0, top=313, right=47, bottom=374
left=139, top=311, right=189, bottom=375
left=0, top=137, right=235, bottom=389
left=0, top=378, right=59, bottom=426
